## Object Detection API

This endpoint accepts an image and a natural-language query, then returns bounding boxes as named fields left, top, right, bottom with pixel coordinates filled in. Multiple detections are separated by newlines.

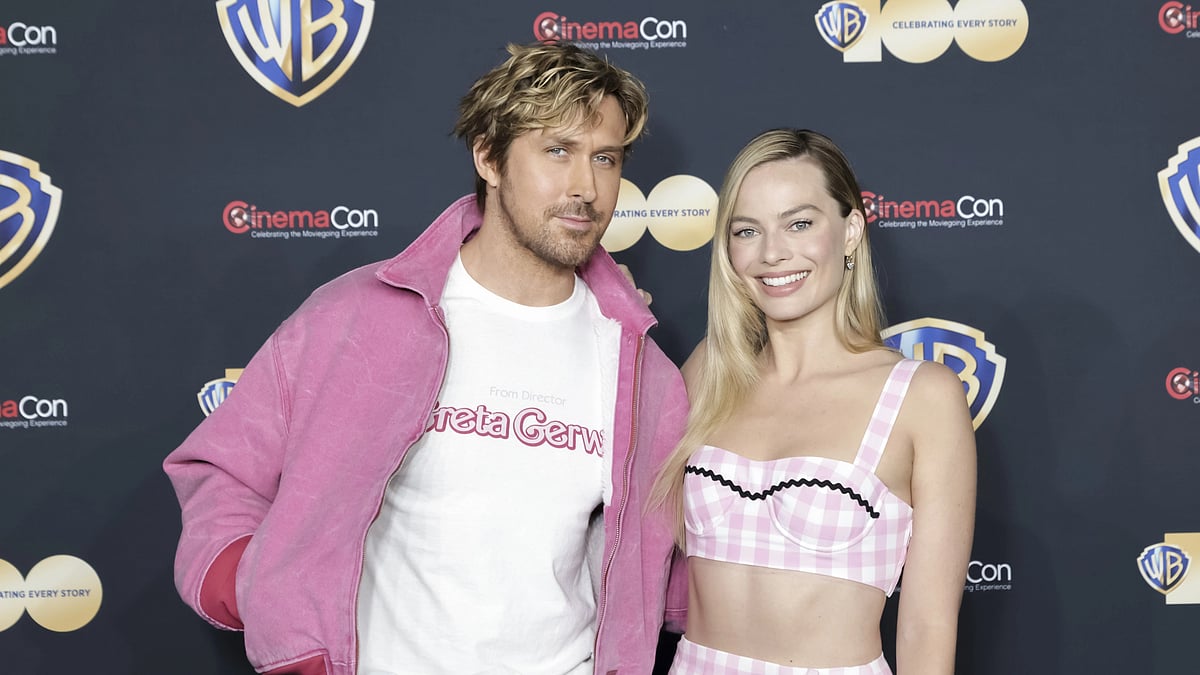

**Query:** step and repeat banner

left=2, top=1, right=1199, bottom=673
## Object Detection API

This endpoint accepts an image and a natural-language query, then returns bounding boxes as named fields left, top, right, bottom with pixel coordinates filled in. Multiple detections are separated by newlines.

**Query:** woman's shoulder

left=900, top=358, right=975, bottom=445
left=905, top=358, right=969, bottom=407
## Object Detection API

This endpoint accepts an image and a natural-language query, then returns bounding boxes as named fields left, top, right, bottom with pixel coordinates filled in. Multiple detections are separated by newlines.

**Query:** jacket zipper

left=349, top=304, right=450, bottom=668
left=593, top=332, right=645, bottom=664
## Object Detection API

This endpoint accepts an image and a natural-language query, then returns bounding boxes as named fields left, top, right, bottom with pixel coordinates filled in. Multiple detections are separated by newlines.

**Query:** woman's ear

left=845, top=209, right=865, bottom=255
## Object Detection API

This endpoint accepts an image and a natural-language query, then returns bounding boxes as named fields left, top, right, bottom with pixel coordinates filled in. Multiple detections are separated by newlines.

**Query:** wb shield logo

left=815, top=1, right=868, bottom=52
left=197, top=369, right=244, bottom=417
left=881, top=318, right=1006, bottom=430
left=216, top=0, right=375, bottom=107
left=0, top=151, right=62, bottom=291
left=1159, top=136, right=1200, bottom=255
left=1139, top=543, right=1191, bottom=595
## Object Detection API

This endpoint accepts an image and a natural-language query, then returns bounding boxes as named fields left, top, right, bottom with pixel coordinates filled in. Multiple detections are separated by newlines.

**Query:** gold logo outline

left=0, top=150, right=62, bottom=291
left=1158, top=136, right=1200, bottom=255
left=880, top=316, right=1006, bottom=429
left=215, top=0, right=376, bottom=107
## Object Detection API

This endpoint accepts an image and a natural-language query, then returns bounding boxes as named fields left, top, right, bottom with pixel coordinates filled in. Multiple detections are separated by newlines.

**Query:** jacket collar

left=376, top=194, right=657, bottom=335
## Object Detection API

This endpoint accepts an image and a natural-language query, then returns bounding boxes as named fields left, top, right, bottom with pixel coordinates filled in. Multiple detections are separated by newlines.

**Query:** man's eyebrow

left=541, top=135, right=625, bottom=156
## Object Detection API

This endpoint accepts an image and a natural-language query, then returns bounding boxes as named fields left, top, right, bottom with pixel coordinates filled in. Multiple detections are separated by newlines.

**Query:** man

left=164, top=43, right=688, bottom=675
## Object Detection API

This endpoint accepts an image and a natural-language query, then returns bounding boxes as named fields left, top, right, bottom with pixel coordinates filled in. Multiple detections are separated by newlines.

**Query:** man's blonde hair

left=454, top=42, right=649, bottom=208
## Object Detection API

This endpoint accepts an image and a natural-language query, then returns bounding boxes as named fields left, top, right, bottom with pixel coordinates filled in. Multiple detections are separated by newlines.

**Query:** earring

left=844, top=255, right=855, bottom=271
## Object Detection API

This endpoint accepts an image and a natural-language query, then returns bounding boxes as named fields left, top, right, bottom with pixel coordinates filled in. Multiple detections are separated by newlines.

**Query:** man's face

left=485, top=95, right=628, bottom=269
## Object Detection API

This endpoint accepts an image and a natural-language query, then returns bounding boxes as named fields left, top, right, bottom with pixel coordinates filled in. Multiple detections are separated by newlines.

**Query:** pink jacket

left=164, top=195, right=689, bottom=675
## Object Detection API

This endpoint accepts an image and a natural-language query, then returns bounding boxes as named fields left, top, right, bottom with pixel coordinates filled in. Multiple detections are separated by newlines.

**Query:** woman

left=653, top=129, right=976, bottom=674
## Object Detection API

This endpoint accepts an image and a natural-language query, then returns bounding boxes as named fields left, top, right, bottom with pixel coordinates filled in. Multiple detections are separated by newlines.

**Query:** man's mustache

left=549, top=204, right=602, bottom=222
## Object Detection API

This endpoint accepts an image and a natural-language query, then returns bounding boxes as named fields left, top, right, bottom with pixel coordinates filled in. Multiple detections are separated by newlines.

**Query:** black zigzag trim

left=685, top=465, right=880, bottom=519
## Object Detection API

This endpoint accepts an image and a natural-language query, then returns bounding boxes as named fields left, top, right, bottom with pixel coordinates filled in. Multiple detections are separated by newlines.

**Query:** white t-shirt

left=356, top=255, right=620, bottom=675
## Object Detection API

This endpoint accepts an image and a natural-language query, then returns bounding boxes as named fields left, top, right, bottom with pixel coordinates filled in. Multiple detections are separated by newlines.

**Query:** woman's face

left=726, top=157, right=863, bottom=328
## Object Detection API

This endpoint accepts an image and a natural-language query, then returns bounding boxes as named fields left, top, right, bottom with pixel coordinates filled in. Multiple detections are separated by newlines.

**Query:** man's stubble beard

left=497, top=182, right=609, bottom=269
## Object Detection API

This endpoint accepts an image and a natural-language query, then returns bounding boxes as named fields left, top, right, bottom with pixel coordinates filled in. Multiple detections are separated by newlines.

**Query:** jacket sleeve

left=664, top=545, right=688, bottom=634
left=656, top=354, right=690, bottom=635
left=163, top=330, right=292, bottom=631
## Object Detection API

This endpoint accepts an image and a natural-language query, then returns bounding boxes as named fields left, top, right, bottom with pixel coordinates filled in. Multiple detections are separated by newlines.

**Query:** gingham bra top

left=683, top=359, right=920, bottom=596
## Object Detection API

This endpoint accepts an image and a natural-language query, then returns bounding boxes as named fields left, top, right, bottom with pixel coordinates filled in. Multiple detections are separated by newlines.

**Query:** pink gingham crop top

left=683, top=359, right=920, bottom=596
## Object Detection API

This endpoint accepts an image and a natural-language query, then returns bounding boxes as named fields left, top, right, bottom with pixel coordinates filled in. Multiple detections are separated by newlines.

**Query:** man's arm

left=656, top=346, right=692, bottom=634
left=163, top=331, right=292, bottom=630
left=663, top=546, right=688, bottom=634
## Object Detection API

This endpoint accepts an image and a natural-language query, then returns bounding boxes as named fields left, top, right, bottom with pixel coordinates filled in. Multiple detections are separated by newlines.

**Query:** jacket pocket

left=261, top=650, right=331, bottom=675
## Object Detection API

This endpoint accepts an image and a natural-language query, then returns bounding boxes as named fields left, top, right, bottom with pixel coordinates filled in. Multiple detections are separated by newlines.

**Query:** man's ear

left=472, top=142, right=500, bottom=189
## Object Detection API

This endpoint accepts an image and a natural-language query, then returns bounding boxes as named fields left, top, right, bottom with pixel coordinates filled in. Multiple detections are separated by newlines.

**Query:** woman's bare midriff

left=685, top=556, right=887, bottom=667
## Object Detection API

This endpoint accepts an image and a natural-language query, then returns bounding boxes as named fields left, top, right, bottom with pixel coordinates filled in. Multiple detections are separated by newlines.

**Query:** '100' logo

left=816, top=0, right=1028, bottom=63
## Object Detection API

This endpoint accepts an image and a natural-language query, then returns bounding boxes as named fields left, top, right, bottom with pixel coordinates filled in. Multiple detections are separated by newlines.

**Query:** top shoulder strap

left=854, top=359, right=922, bottom=472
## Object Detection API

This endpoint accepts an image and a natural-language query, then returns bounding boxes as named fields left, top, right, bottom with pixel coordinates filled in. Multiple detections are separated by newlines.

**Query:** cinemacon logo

left=962, top=559, right=1012, bottom=593
left=1160, top=2, right=1200, bottom=35
left=967, top=560, right=1012, bottom=584
left=0, top=393, right=68, bottom=420
left=534, top=11, right=687, bottom=42
left=223, top=200, right=379, bottom=235
left=861, top=190, right=1004, bottom=223
left=1167, top=367, right=1200, bottom=403
left=0, top=21, right=57, bottom=47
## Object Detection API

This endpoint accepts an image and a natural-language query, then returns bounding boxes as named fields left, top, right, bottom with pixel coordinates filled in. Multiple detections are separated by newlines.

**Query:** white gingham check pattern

left=668, top=636, right=892, bottom=675
left=684, top=359, right=920, bottom=596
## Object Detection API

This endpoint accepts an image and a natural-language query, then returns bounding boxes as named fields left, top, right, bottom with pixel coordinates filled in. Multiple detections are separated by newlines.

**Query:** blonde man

left=166, top=43, right=688, bottom=675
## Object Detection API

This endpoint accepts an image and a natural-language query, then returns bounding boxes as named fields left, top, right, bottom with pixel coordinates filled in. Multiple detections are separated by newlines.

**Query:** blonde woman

left=653, top=129, right=976, bottom=675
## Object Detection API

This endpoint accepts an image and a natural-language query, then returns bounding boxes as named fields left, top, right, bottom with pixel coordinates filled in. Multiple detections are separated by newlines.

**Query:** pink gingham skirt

left=668, top=636, right=892, bottom=675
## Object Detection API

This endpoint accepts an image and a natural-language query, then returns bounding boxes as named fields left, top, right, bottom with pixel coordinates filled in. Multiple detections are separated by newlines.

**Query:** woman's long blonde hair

left=649, top=129, right=887, bottom=545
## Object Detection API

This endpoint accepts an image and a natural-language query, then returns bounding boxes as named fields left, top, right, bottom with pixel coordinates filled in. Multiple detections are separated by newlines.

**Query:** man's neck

left=458, top=226, right=578, bottom=306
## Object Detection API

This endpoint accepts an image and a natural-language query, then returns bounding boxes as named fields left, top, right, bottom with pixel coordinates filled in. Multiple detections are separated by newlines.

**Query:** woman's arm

left=894, top=362, right=977, bottom=675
